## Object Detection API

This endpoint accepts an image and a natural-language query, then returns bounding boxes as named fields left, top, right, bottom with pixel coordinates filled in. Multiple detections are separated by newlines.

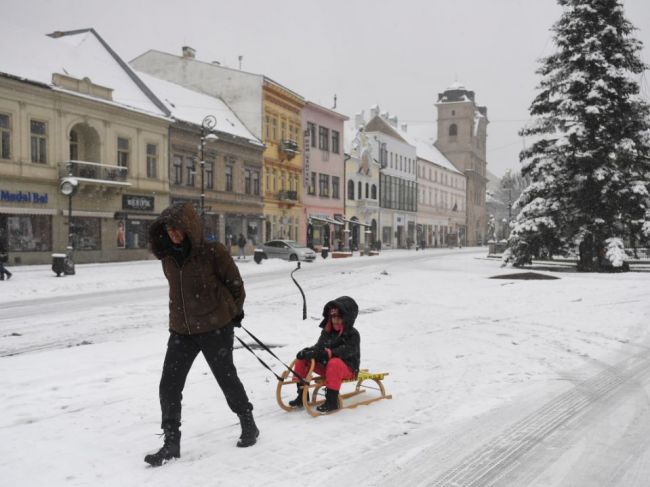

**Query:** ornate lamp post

left=199, top=115, right=218, bottom=222
left=58, top=164, right=78, bottom=275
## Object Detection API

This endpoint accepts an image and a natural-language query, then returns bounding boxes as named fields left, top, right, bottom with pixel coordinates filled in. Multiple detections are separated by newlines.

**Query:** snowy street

left=1, top=249, right=650, bottom=486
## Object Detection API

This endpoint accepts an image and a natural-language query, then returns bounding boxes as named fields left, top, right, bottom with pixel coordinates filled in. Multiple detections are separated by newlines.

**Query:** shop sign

left=122, top=194, right=154, bottom=211
left=0, top=190, right=48, bottom=204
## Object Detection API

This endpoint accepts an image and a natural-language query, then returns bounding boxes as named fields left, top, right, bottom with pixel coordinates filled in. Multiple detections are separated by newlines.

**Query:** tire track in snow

left=393, top=351, right=650, bottom=487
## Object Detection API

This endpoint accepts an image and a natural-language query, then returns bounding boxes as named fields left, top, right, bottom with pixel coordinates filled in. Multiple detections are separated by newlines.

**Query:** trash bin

left=321, top=247, right=329, bottom=259
left=253, top=249, right=266, bottom=264
left=52, top=253, right=66, bottom=276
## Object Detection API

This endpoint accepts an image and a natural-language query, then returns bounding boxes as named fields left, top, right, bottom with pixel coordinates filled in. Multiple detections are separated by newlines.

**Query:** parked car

left=254, top=240, right=316, bottom=263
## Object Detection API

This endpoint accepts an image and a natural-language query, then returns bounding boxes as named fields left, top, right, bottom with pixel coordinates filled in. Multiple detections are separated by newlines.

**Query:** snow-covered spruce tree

left=508, top=0, right=650, bottom=271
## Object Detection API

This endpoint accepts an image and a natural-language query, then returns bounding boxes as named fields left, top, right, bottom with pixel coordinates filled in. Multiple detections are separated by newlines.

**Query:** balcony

left=278, top=190, right=298, bottom=202
left=279, top=139, right=299, bottom=160
left=59, top=160, right=131, bottom=189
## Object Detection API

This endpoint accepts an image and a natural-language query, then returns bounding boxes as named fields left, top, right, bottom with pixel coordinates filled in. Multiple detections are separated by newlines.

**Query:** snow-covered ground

left=1, top=248, right=649, bottom=486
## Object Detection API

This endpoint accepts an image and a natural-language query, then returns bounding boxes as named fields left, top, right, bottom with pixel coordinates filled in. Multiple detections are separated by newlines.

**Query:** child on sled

left=290, top=296, right=360, bottom=413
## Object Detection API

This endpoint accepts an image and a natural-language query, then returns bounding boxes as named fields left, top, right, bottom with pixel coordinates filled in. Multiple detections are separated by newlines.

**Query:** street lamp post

left=59, top=164, right=79, bottom=275
left=199, top=115, right=218, bottom=224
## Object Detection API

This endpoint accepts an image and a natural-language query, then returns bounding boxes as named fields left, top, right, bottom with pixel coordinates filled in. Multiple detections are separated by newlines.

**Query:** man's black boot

left=144, top=426, right=181, bottom=466
left=316, top=389, right=340, bottom=413
left=237, top=409, right=259, bottom=447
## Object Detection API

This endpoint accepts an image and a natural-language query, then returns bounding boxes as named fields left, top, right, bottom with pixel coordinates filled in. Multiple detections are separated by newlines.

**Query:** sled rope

left=291, top=262, right=307, bottom=320
left=238, top=326, right=307, bottom=385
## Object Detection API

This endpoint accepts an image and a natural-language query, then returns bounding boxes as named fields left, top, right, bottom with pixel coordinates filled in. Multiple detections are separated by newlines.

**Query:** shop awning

left=335, top=217, right=372, bottom=228
left=67, top=210, right=116, bottom=218
left=309, top=215, right=344, bottom=226
left=0, top=206, right=58, bottom=215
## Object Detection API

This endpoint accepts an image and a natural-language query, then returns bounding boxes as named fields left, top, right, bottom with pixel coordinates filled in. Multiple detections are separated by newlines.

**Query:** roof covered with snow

left=0, top=22, right=168, bottom=118
left=134, top=71, right=262, bottom=145
left=414, top=138, right=463, bottom=174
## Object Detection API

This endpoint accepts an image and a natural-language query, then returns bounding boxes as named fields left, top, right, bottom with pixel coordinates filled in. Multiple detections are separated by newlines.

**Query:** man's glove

left=232, top=310, right=244, bottom=328
left=297, top=347, right=315, bottom=360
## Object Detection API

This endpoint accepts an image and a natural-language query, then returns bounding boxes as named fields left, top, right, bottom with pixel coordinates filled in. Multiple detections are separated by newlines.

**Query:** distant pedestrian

left=0, top=247, right=11, bottom=280
left=237, top=233, right=247, bottom=260
left=144, top=202, right=258, bottom=467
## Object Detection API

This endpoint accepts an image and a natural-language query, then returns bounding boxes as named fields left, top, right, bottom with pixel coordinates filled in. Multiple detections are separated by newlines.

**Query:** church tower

left=434, top=82, right=488, bottom=246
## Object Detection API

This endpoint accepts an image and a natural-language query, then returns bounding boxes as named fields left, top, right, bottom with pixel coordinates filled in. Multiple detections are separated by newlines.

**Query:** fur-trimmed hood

left=319, top=296, right=359, bottom=331
left=149, top=202, right=203, bottom=260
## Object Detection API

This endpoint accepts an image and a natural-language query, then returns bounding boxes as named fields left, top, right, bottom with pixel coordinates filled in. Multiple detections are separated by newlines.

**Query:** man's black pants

left=159, top=325, right=252, bottom=429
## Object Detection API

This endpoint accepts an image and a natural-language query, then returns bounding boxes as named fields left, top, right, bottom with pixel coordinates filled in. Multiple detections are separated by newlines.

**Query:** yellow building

left=261, top=80, right=305, bottom=242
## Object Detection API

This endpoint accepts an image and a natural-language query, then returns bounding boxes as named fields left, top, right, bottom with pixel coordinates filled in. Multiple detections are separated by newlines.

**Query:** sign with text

left=122, top=194, right=154, bottom=211
left=0, top=190, right=48, bottom=204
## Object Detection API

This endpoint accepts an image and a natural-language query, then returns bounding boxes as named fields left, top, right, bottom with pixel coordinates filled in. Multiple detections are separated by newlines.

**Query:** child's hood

left=319, top=296, right=359, bottom=330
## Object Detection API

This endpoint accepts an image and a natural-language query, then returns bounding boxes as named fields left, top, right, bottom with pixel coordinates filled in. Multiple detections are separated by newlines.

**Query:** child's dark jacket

left=313, top=296, right=361, bottom=374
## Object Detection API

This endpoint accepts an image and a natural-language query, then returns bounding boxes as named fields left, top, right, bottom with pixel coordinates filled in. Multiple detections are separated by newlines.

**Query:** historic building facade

left=0, top=28, right=170, bottom=265
left=361, top=107, right=418, bottom=249
left=131, top=49, right=307, bottom=244
left=415, top=141, right=466, bottom=247
left=434, top=83, right=488, bottom=246
left=343, top=121, right=380, bottom=251
left=136, top=72, right=265, bottom=252
left=301, top=101, right=347, bottom=251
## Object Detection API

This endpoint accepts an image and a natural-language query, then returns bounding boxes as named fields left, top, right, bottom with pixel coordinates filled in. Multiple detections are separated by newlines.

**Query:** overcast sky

left=6, top=0, right=650, bottom=178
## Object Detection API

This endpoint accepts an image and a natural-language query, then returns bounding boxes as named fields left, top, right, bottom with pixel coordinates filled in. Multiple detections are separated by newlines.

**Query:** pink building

left=301, top=102, right=348, bottom=250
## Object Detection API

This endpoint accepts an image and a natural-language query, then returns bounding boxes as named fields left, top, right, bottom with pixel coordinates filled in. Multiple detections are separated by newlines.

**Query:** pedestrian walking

left=237, top=233, right=246, bottom=260
left=144, top=202, right=258, bottom=467
left=0, top=246, right=12, bottom=280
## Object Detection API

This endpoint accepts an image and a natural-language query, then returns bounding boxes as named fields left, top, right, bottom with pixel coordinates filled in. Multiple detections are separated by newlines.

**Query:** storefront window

left=72, top=217, right=101, bottom=251
left=247, top=220, right=259, bottom=245
left=2, top=214, right=52, bottom=252
left=125, top=219, right=150, bottom=249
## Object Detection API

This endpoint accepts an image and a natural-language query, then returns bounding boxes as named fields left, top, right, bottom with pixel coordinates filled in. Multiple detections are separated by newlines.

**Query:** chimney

left=182, top=46, right=196, bottom=59
left=401, top=123, right=408, bottom=132
left=355, top=111, right=365, bottom=129
left=388, top=115, right=398, bottom=128
left=370, top=105, right=380, bottom=119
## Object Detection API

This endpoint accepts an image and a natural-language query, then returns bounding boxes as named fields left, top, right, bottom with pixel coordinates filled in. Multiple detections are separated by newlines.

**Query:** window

left=30, top=120, right=47, bottom=163
left=186, top=157, right=195, bottom=186
left=358, top=181, right=362, bottom=200
left=117, top=137, right=130, bottom=168
left=245, top=169, right=252, bottom=194
left=146, top=143, right=157, bottom=178
left=449, top=124, right=458, bottom=137
left=307, top=122, right=316, bottom=148
left=331, top=130, right=340, bottom=154
left=253, top=170, right=260, bottom=195
left=347, top=180, right=355, bottom=200
left=365, top=183, right=369, bottom=199
left=3, top=214, right=52, bottom=252
left=371, top=184, right=377, bottom=199
left=281, top=119, right=287, bottom=141
left=318, top=126, right=329, bottom=151
left=206, top=161, right=214, bottom=189
left=319, top=174, right=330, bottom=197
left=73, top=217, right=101, bottom=251
left=332, top=176, right=340, bottom=199
left=173, top=155, right=183, bottom=185
left=265, top=115, right=271, bottom=141
left=308, top=173, right=316, bottom=195
left=225, top=165, right=233, bottom=191
left=271, top=117, right=278, bottom=141
left=69, top=130, right=78, bottom=161
left=0, top=113, right=10, bottom=159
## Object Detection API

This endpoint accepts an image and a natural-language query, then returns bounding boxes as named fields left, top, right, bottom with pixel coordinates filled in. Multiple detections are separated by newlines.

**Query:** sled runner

left=276, top=359, right=392, bottom=416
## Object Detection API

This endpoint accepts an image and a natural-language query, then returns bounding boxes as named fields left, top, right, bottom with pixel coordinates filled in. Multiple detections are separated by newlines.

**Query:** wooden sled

left=276, top=359, right=392, bottom=417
